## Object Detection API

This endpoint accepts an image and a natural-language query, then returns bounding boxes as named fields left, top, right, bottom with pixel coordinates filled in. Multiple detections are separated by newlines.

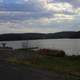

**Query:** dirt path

left=0, top=62, right=79, bottom=80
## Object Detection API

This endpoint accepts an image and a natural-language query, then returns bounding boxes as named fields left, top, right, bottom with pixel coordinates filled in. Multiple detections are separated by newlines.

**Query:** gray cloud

left=0, top=0, right=79, bottom=33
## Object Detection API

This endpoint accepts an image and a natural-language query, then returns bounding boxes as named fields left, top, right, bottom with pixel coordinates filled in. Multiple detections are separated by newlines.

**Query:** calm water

left=0, top=39, right=80, bottom=55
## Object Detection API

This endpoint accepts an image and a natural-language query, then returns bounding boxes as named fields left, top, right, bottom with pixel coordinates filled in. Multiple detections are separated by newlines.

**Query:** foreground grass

left=7, top=55, right=80, bottom=77
left=1, top=48, right=80, bottom=79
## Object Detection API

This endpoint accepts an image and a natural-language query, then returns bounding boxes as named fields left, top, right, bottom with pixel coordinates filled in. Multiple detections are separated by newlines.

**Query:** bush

left=37, top=48, right=65, bottom=57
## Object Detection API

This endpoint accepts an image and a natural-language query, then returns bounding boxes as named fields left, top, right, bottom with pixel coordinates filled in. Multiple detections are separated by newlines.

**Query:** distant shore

left=0, top=31, right=80, bottom=41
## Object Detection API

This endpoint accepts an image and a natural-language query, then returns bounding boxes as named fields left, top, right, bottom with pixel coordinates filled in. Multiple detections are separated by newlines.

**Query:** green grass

left=6, top=48, right=80, bottom=79
left=31, top=56, right=80, bottom=76
left=15, top=48, right=35, bottom=52
left=1, top=48, right=79, bottom=80
left=7, top=56, right=80, bottom=80
left=7, top=55, right=80, bottom=77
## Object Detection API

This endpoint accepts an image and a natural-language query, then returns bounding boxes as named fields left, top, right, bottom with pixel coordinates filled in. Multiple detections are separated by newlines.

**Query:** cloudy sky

left=0, top=0, right=80, bottom=33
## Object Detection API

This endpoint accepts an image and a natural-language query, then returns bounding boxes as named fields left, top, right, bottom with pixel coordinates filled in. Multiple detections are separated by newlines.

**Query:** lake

left=0, top=39, right=80, bottom=55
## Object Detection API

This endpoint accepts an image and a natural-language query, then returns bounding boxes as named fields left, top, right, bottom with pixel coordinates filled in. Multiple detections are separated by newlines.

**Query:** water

left=0, top=39, right=80, bottom=55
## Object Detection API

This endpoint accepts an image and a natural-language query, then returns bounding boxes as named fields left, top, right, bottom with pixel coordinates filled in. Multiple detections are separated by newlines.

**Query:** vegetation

left=8, top=56, right=80, bottom=79
left=0, top=31, right=80, bottom=41
left=15, top=48, right=35, bottom=52
left=36, top=49, right=65, bottom=57
left=5, top=48, right=80, bottom=78
left=0, top=47, right=80, bottom=79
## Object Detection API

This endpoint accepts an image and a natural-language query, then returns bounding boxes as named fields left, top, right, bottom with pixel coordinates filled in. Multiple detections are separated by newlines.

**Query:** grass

left=5, top=48, right=80, bottom=79
left=7, top=57, right=80, bottom=80
left=7, top=55, right=80, bottom=77
left=32, top=56, right=80, bottom=76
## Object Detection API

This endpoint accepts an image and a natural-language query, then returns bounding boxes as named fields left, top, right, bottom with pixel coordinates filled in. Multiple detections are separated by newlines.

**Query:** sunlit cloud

left=75, top=8, right=80, bottom=14
left=45, top=2, right=74, bottom=13
left=53, top=14, right=74, bottom=21
left=0, top=0, right=79, bottom=33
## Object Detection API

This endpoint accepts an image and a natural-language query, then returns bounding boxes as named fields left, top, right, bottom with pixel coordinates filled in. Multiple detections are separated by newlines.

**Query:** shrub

left=37, top=48, right=65, bottom=57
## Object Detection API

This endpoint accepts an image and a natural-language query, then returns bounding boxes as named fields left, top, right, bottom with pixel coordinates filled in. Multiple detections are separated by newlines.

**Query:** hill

left=0, top=31, right=80, bottom=41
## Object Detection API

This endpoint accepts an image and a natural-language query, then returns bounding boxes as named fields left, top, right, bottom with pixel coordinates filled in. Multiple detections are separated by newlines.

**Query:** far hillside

left=0, top=31, right=80, bottom=41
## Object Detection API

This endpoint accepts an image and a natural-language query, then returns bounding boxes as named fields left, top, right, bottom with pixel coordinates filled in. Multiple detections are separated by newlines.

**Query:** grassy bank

left=7, top=55, right=80, bottom=77
left=2, top=48, right=79, bottom=79
left=33, top=56, right=80, bottom=76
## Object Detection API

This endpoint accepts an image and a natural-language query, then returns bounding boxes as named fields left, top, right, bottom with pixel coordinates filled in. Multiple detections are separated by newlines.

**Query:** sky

left=0, top=0, right=80, bottom=33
